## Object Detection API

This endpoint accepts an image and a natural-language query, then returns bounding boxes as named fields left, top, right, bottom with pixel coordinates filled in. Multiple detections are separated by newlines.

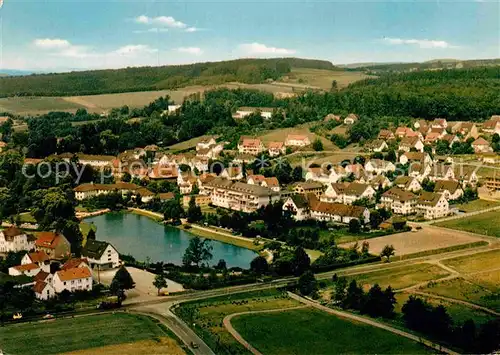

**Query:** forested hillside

left=356, top=58, right=500, bottom=73
left=0, top=58, right=335, bottom=97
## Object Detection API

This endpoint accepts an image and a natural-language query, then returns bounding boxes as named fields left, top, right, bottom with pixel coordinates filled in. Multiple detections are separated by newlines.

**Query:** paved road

left=288, top=292, right=460, bottom=355
left=223, top=306, right=309, bottom=355
left=131, top=307, right=216, bottom=355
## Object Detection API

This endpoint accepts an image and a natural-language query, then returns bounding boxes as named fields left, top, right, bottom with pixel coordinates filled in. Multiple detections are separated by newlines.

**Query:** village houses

left=0, top=226, right=36, bottom=253
left=285, top=134, right=311, bottom=147
left=381, top=187, right=418, bottom=215
left=434, top=180, right=464, bottom=201
left=35, top=232, right=71, bottom=260
left=398, top=136, right=425, bottom=152
left=267, top=141, right=286, bottom=157
left=204, top=178, right=280, bottom=213
left=364, top=159, right=396, bottom=175
left=82, top=240, right=120, bottom=270
left=343, top=113, right=359, bottom=125
left=415, top=192, right=450, bottom=219
left=237, top=138, right=265, bottom=155
left=394, top=176, right=422, bottom=192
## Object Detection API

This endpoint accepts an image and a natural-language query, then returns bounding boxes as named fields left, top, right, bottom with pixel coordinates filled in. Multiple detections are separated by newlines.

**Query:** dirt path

left=223, top=305, right=309, bottom=355
left=405, top=291, right=500, bottom=317
left=288, top=292, right=460, bottom=355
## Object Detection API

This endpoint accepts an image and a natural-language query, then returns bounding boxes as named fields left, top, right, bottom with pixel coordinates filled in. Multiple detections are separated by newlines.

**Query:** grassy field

left=174, top=289, right=300, bottom=354
left=421, top=278, right=500, bottom=312
left=18, top=211, right=37, bottom=223
left=184, top=225, right=261, bottom=251
left=166, top=135, right=218, bottom=151
left=0, top=313, right=184, bottom=355
left=442, top=249, right=500, bottom=274
left=0, top=96, right=85, bottom=115
left=435, top=210, right=500, bottom=238
left=64, top=337, right=184, bottom=355
left=454, top=199, right=500, bottom=212
left=277, top=68, right=373, bottom=90
left=231, top=308, right=432, bottom=354
left=350, top=263, right=450, bottom=290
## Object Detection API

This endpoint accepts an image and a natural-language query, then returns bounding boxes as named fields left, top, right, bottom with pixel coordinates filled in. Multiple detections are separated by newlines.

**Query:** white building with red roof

left=53, top=267, right=93, bottom=293
left=237, top=138, right=265, bottom=155
left=285, top=134, right=311, bottom=147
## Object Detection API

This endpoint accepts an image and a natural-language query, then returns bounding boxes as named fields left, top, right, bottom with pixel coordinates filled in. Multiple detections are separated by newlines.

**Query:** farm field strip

left=434, top=210, right=500, bottom=238
left=0, top=313, right=181, bottom=355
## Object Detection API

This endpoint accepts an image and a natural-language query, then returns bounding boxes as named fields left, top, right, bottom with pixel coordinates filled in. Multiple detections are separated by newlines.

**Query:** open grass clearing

left=278, top=68, right=373, bottom=90
left=442, top=249, right=500, bottom=274
left=350, top=263, right=450, bottom=290
left=435, top=211, right=500, bottom=238
left=18, top=211, right=36, bottom=223
left=339, top=225, right=483, bottom=256
left=231, top=307, right=432, bottom=354
left=0, top=313, right=180, bottom=355
left=454, top=199, right=500, bottom=212
left=166, top=134, right=218, bottom=151
left=63, top=337, right=185, bottom=355
left=174, top=289, right=300, bottom=354
left=421, top=277, right=500, bottom=312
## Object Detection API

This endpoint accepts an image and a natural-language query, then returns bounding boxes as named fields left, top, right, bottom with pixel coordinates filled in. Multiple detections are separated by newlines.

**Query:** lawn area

left=454, top=199, right=500, bottom=212
left=421, top=277, right=500, bottom=312
left=435, top=210, right=500, bottom=238
left=351, top=263, right=450, bottom=290
left=0, top=313, right=183, bottom=355
left=184, top=225, right=261, bottom=251
left=174, top=289, right=300, bottom=354
left=442, top=249, right=500, bottom=274
left=232, top=308, right=432, bottom=355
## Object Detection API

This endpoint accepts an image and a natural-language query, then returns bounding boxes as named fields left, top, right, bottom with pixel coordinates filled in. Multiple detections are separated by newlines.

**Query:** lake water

left=85, top=212, right=257, bottom=269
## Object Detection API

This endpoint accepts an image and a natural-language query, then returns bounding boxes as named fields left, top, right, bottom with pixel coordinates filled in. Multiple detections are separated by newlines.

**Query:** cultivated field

left=0, top=96, right=85, bottom=115
left=174, top=289, right=301, bottom=353
left=339, top=225, right=484, bottom=256
left=0, top=313, right=184, bottom=355
left=435, top=211, right=500, bottom=238
left=231, top=308, right=432, bottom=354
left=351, top=263, right=450, bottom=290
left=277, top=68, right=373, bottom=90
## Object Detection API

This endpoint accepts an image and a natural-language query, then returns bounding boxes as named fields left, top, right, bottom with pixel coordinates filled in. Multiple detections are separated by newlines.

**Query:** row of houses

left=237, top=134, right=311, bottom=156
left=374, top=116, right=500, bottom=154
left=7, top=234, right=120, bottom=300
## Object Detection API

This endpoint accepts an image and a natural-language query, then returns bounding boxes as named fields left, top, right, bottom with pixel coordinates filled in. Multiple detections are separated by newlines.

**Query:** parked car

left=13, top=313, right=22, bottom=320
left=43, top=314, right=54, bottom=319
left=190, top=342, right=199, bottom=349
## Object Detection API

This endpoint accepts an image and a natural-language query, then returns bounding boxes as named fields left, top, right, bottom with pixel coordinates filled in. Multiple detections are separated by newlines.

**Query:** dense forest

left=0, top=58, right=336, bottom=97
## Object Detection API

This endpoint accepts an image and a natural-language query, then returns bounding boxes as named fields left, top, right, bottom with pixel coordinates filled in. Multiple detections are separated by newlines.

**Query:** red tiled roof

left=14, top=263, right=40, bottom=272
left=35, top=232, right=64, bottom=249
left=56, top=267, right=92, bottom=281
left=27, top=251, right=50, bottom=263
left=61, top=258, right=89, bottom=271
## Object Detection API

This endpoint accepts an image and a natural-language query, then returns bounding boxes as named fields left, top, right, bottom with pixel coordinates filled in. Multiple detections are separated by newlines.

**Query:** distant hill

left=0, top=58, right=337, bottom=98
left=352, top=58, right=500, bottom=73
left=0, top=69, right=39, bottom=76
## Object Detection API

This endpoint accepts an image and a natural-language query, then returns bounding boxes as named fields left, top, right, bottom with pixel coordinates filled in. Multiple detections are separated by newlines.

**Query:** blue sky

left=0, top=0, right=498, bottom=71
